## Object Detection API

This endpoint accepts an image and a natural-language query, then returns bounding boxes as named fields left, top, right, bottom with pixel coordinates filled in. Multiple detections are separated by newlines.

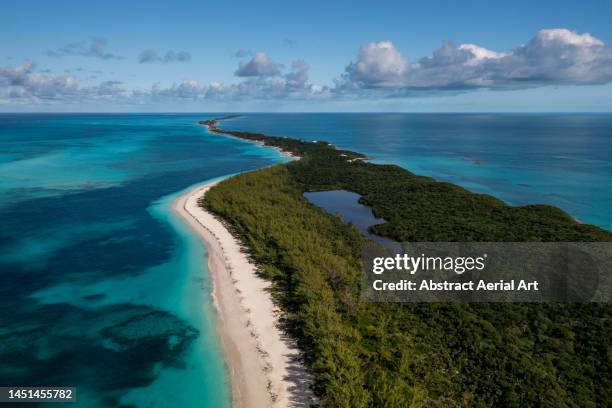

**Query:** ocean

left=226, top=113, right=612, bottom=231
left=0, top=113, right=610, bottom=407
left=0, top=114, right=287, bottom=407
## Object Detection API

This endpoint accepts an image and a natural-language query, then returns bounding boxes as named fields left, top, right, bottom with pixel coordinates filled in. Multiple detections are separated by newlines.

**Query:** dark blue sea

left=0, top=113, right=610, bottom=407
left=228, top=114, right=612, bottom=230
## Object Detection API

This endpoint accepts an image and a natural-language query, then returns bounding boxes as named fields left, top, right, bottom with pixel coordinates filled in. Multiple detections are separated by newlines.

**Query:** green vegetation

left=201, top=120, right=611, bottom=407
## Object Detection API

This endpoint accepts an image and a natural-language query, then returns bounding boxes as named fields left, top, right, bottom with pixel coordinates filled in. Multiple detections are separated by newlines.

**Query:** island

left=192, top=117, right=611, bottom=407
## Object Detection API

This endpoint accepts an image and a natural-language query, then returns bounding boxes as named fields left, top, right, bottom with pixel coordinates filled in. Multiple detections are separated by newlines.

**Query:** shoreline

left=199, top=118, right=370, bottom=162
left=173, top=180, right=314, bottom=408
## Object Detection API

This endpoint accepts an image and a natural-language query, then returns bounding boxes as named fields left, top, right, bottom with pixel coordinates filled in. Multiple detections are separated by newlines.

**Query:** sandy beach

left=173, top=180, right=314, bottom=408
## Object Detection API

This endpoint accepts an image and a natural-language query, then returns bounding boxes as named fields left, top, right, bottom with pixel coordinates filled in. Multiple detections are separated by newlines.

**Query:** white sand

left=173, top=180, right=314, bottom=408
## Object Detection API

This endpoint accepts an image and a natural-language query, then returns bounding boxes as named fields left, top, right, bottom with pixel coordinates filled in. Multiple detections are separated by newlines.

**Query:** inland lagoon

left=225, top=113, right=612, bottom=231
left=304, top=190, right=402, bottom=252
left=1, top=113, right=611, bottom=406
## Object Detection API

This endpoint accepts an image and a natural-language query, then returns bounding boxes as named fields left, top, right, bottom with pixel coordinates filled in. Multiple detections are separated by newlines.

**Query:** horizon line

left=2, top=111, right=612, bottom=115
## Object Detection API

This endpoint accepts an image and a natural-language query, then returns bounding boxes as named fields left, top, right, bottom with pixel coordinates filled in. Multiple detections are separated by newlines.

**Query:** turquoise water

left=0, top=114, right=288, bottom=407
left=1, top=113, right=610, bottom=407
left=226, top=114, right=612, bottom=231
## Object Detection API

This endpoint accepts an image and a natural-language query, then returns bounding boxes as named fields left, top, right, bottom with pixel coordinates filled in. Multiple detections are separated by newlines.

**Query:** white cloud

left=4, top=28, right=612, bottom=107
left=151, top=80, right=204, bottom=99
left=457, top=44, right=505, bottom=66
left=284, top=60, right=309, bottom=89
left=533, top=28, right=603, bottom=47
left=1, top=62, right=78, bottom=100
left=0, top=62, right=126, bottom=103
left=235, top=52, right=283, bottom=77
left=138, top=50, right=158, bottom=63
left=47, top=37, right=123, bottom=60
left=89, top=80, right=124, bottom=96
left=501, top=28, right=612, bottom=85
left=167, top=51, right=191, bottom=62
left=138, top=49, right=191, bottom=63
left=337, top=28, right=612, bottom=94
left=225, top=58, right=331, bottom=100
left=202, top=57, right=329, bottom=101
left=343, top=41, right=408, bottom=88
left=1, top=56, right=327, bottom=106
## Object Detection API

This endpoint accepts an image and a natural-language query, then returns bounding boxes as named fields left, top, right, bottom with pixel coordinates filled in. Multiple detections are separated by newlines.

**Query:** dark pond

left=304, top=190, right=402, bottom=252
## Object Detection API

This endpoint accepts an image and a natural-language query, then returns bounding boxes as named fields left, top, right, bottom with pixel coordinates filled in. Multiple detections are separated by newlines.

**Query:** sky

left=1, top=0, right=612, bottom=112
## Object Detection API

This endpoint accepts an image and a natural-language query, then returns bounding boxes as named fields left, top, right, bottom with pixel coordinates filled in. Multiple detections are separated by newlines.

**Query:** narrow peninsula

left=196, top=117, right=611, bottom=407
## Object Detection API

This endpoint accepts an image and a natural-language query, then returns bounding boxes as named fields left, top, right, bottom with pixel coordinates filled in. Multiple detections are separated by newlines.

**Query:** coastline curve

left=173, top=180, right=315, bottom=408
